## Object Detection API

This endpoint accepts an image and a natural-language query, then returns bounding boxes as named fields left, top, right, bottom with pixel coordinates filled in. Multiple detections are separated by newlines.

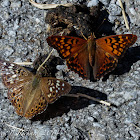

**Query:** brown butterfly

left=47, top=34, right=137, bottom=80
left=0, top=59, right=71, bottom=119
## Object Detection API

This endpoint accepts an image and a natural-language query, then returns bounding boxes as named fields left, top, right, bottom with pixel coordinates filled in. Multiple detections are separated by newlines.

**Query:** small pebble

left=1, top=0, right=10, bottom=7
left=108, top=3, right=122, bottom=15
left=10, top=1, right=21, bottom=8
left=87, top=0, right=99, bottom=7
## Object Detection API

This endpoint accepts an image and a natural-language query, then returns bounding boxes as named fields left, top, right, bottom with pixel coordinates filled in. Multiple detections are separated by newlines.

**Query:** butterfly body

left=0, top=59, right=71, bottom=118
left=47, top=34, right=137, bottom=80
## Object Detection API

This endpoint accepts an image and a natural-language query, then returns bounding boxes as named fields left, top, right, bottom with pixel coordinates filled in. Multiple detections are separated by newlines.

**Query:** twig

left=5, top=123, right=24, bottom=132
left=37, top=49, right=54, bottom=72
left=132, top=123, right=140, bottom=130
left=29, top=0, right=73, bottom=9
left=118, top=0, right=130, bottom=31
left=15, top=62, right=33, bottom=65
left=65, top=93, right=111, bottom=106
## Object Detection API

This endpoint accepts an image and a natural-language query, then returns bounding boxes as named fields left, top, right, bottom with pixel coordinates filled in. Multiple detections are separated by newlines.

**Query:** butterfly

left=0, top=59, right=71, bottom=119
left=47, top=34, right=137, bottom=80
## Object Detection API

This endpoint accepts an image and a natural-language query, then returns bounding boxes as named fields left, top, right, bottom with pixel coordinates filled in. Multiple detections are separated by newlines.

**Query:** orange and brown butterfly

left=47, top=34, right=137, bottom=80
left=0, top=59, right=71, bottom=119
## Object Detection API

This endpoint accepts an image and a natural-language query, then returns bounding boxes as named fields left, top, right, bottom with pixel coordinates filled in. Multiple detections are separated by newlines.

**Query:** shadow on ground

left=31, top=86, right=107, bottom=121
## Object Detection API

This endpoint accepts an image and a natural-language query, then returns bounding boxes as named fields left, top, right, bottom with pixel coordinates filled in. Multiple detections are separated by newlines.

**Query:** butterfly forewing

left=0, top=59, right=34, bottom=88
left=47, top=36, right=90, bottom=78
left=47, top=36, right=87, bottom=59
left=96, top=34, right=137, bottom=59
left=41, top=77, right=71, bottom=104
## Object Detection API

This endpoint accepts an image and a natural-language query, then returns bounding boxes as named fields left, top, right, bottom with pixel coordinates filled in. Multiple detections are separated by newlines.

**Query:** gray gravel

left=0, top=0, right=140, bottom=140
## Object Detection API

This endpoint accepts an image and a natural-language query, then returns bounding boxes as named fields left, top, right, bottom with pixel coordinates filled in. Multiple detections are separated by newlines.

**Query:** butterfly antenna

left=80, top=32, right=87, bottom=40
left=94, top=18, right=106, bottom=34
left=37, top=49, right=54, bottom=72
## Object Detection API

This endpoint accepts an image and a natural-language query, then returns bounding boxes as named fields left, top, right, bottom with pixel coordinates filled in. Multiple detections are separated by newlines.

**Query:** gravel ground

left=0, top=0, right=140, bottom=140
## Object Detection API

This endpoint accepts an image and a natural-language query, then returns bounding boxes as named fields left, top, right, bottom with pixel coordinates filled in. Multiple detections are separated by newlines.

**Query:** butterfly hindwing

left=21, top=82, right=48, bottom=119
left=93, top=48, right=118, bottom=79
left=66, top=48, right=91, bottom=79
left=47, top=36, right=87, bottom=59
left=96, top=34, right=137, bottom=59
left=41, top=77, right=71, bottom=103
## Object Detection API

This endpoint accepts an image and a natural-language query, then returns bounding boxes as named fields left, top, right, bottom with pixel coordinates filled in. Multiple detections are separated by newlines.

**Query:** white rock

left=4, top=46, right=14, bottom=57
left=7, top=30, right=16, bottom=37
left=129, top=7, right=137, bottom=15
left=87, top=0, right=99, bottom=7
left=10, top=1, right=21, bottom=8
left=1, top=0, right=10, bottom=7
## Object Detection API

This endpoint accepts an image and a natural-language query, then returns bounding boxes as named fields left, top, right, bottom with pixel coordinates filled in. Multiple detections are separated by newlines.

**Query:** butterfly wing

left=47, top=36, right=87, bottom=59
left=20, top=80, right=49, bottom=119
left=24, top=77, right=71, bottom=118
left=0, top=59, right=38, bottom=118
left=96, top=34, right=137, bottom=59
left=66, top=48, right=91, bottom=79
left=0, top=59, right=34, bottom=88
left=41, top=77, right=71, bottom=104
left=93, top=48, right=118, bottom=79
left=47, top=36, right=91, bottom=79
left=93, top=34, right=137, bottom=79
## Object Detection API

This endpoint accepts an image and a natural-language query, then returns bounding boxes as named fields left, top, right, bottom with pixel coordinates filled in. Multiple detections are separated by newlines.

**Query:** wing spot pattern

left=96, top=53, right=118, bottom=79
left=66, top=54, right=86, bottom=78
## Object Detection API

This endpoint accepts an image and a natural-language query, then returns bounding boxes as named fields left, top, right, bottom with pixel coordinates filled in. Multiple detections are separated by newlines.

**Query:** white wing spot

left=11, top=74, right=17, bottom=78
left=10, top=80, right=14, bottom=84
left=10, top=64, right=15, bottom=67
left=56, top=83, right=60, bottom=87
left=8, top=66, right=14, bottom=69
left=3, top=62, right=7, bottom=65
left=48, top=93, right=52, bottom=98
left=50, top=87, right=53, bottom=92
left=56, top=90, right=58, bottom=93
left=57, top=80, right=60, bottom=83
left=62, top=88, right=64, bottom=90
left=62, top=83, right=65, bottom=87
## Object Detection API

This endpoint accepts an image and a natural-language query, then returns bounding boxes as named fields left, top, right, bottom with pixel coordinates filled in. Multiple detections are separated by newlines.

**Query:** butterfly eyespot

left=31, top=109, right=34, bottom=112
left=17, top=99, right=19, bottom=102
left=12, top=93, right=15, bottom=96
left=18, top=104, right=20, bottom=107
